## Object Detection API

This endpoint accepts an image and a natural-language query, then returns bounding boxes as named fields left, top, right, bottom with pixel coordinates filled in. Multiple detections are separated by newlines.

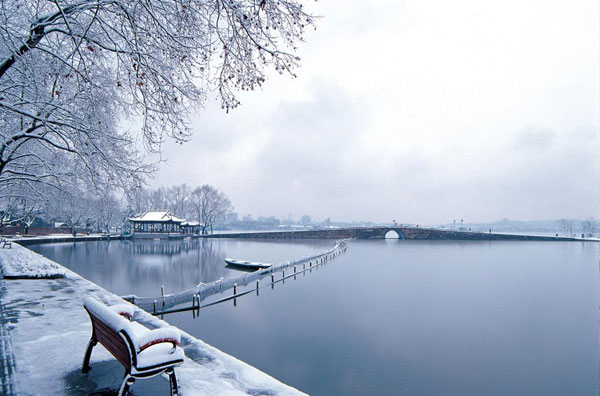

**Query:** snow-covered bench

left=82, top=297, right=184, bottom=396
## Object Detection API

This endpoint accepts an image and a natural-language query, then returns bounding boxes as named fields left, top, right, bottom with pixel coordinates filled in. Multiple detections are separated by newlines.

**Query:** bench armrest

left=108, top=303, right=135, bottom=319
left=134, top=327, right=181, bottom=353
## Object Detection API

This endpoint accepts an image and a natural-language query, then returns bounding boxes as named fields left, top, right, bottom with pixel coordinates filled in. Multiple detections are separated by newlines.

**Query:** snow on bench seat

left=83, top=297, right=184, bottom=396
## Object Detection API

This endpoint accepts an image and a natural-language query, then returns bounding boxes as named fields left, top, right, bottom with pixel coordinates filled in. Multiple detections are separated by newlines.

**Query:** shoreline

left=0, top=242, right=308, bottom=396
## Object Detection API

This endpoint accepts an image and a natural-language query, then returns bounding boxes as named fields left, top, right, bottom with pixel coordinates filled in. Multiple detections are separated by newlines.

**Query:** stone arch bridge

left=200, top=227, right=575, bottom=241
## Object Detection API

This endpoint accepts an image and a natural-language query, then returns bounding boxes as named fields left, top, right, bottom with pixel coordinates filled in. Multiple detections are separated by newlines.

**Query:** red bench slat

left=91, top=315, right=131, bottom=369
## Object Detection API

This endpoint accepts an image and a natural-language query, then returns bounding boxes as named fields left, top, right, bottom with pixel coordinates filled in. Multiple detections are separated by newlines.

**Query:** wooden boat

left=224, top=258, right=272, bottom=269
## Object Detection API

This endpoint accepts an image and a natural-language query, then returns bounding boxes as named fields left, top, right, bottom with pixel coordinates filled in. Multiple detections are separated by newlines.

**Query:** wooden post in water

left=161, top=285, right=165, bottom=308
left=233, top=283, right=237, bottom=307
left=192, top=294, right=196, bottom=318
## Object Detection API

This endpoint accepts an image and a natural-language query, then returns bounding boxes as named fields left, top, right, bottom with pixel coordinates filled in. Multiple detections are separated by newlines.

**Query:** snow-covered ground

left=0, top=243, right=66, bottom=278
left=0, top=243, right=307, bottom=396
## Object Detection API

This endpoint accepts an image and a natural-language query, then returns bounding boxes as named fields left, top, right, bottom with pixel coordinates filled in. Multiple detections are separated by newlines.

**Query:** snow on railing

left=124, top=239, right=349, bottom=312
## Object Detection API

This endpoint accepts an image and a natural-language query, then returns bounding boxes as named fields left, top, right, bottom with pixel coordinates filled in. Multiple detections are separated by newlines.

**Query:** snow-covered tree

left=190, top=184, right=233, bottom=234
left=149, top=188, right=168, bottom=211
left=126, top=185, right=156, bottom=216
left=583, top=217, right=597, bottom=237
left=47, top=189, right=86, bottom=234
left=0, top=181, right=48, bottom=232
left=92, top=191, right=122, bottom=233
left=167, top=184, right=191, bottom=217
left=0, top=0, right=314, bottom=211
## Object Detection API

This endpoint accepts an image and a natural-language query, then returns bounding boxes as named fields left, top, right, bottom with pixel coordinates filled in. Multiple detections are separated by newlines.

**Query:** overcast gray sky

left=152, top=0, right=599, bottom=224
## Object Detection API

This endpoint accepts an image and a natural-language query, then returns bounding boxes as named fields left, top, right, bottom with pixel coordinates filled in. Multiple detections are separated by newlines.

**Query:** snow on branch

left=0, top=0, right=315, bottom=216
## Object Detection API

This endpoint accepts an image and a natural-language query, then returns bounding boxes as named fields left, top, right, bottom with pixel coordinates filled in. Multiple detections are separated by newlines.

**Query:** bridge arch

left=384, top=230, right=400, bottom=239
left=384, top=229, right=405, bottom=239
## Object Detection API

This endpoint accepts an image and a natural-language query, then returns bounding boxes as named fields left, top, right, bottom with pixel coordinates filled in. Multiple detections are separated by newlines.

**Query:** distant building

left=300, top=215, right=312, bottom=226
left=257, top=216, right=280, bottom=229
left=129, top=211, right=187, bottom=238
left=181, top=221, right=201, bottom=235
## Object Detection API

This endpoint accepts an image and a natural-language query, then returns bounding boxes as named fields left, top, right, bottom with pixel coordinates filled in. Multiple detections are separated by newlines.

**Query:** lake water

left=30, top=239, right=599, bottom=396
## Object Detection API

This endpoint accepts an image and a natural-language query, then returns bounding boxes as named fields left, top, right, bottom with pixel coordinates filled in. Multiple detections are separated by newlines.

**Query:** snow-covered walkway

left=0, top=243, right=66, bottom=278
left=0, top=243, right=307, bottom=396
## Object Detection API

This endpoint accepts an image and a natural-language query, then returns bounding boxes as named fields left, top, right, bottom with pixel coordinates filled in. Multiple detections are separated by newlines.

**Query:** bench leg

left=81, top=338, right=97, bottom=373
left=118, top=374, right=135, bottom=396
left=167, top=368, right=178, bottom=396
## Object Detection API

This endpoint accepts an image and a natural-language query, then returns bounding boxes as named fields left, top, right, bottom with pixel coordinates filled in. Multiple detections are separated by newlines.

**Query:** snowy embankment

left=0, top=243, right=66, bottom=278
left=0, top=243, right=307, bottom=396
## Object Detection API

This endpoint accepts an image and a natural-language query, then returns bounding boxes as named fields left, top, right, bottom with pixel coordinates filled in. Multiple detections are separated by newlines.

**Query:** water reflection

left=167, top=240, right=599, bottom=396
left=30, top=239, right=599, bottom=396
left=29, top=238, right=331, bottom=297
left=164, top=248, right=338, bottom=316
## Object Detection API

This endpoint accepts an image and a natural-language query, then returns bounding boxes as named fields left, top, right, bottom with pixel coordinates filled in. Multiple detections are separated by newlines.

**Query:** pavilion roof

left=129, top=211, right=185, bottom=223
